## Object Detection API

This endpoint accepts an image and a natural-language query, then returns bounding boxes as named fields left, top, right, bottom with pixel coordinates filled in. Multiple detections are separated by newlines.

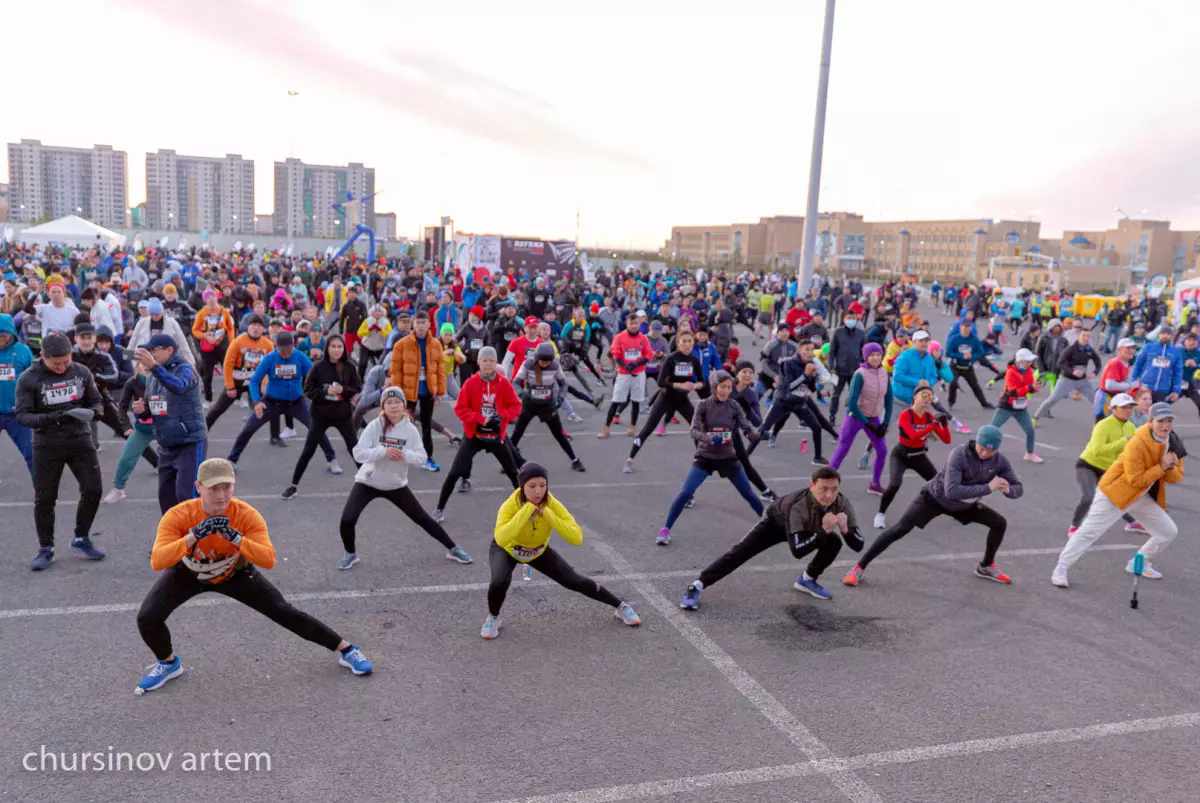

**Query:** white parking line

left=579, top=517, right=883, bottom=803
left=1002, top=433, right=1062, bottom=451
left=488, top=711, right=1200, bottom=803
left=0, top=544, right=1136, bottom=621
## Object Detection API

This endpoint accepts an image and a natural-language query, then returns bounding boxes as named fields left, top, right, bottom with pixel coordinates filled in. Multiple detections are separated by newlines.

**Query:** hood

left=0, top=313, right=17, bottom=338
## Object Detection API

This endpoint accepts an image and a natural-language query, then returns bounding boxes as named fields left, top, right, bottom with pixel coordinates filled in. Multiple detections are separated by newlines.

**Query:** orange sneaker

left=842, top=565, right=864, bottom=586
left=974, top=563, right=1012, bottom=584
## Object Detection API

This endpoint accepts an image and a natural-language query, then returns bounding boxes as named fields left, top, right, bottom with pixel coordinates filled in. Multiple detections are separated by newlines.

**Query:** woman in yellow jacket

left=1053, top=402, right=1184, bottom=587
left=482, top=462, right=641, bottom=639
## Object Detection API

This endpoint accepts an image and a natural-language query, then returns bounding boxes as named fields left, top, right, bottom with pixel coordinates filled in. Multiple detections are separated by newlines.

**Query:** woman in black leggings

left=875, top=381, right=950, bottom=529
left=510, top=343, right=586, bottom=472
left=481, top=461, right=640, bottom=639
left=731, top=361, right=776, bottom=501
left=336, top=386, right=472, bottom=570
left=624, top=331, right=701, bottom=472
left=281, top=335, right=361, bottom=500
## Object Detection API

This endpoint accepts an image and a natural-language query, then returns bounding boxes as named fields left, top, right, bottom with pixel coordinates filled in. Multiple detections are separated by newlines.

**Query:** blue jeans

left=0, top=412, right=34, bottom=476
left=1103, top=325, right=1121, bottom=353
left=158, top=440, right=207, bottom=514
left=114, top=425, right=157, bottom=490
left=990, top=408, right=1036, bottom=453
left=664, top=464, right=764, bottom=530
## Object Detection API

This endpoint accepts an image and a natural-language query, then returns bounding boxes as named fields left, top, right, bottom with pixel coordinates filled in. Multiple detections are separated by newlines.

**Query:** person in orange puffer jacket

left=388, top=311, right=446, bottom=470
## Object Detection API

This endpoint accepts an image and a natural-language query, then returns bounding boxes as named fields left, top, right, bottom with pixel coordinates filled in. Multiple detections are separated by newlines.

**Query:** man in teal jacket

left=0, top=313, right=35, bottom=476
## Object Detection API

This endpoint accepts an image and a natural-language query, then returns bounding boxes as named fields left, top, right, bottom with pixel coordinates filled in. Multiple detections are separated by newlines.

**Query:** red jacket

left=897, top=408, right=951, bottom=449
left=785, top=307, right=812, bottom=336
left=610, top=330, right=653, bottom=375
left=1000, top=364, right=1037, bottom=410
left=455, top=371, right=522, bottom=441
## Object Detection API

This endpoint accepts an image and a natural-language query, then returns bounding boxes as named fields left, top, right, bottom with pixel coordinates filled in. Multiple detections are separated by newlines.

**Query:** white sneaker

left=1023, top=452, right=1044, bottom=464
left=1051, top=565, right=1069, bottom=588
left=1126, top=559, right=1162, bottom=579
left=280, top=427, right=297, bottom=439
left=328, top=459, right=344, bottom=475
left=103, top=487, right=126, bottom=504
left=873, top=512, right=886, bottom=529
left=238, top=397, right=249, bottom=408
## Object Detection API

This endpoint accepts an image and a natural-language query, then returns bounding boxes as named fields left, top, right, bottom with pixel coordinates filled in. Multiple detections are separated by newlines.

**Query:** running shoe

left=768, top=435, right=777, bottom=448
left=30, top=547, right=54, bottom=572
left=986, top=378, right=997, bottom=388
left=269, top=437, right=288, bottom=448
left=613, top=415, right=621, bottom=424
left=1124, top=522, right=1146, bottom=533
left=857, top=452, right=871, bottom=470
left=614, top=602, right=641, bottom=626
left=873, top=512, right=886, bottom=529
left=135, top=656, right=183, bottom=695
left=974, top=563, right=1012, bottom=584
left=681, top=584, right=701, bottom=610
left=328, top=459, right=344, bottom=475
left=656, top=527, right=671, bottom=545
left=1067, top=526, right=1078, bottom=536
left=567, top=413, right=584, bottom=423
left=811, top=456, right=829, bottom=466
left=280, top=427, right=297, bottom=439
left=281, top=486, right=298, bottom=501
left=446, top=546, right=473, bottom=564
left=424, top=458, right=440, bottom=472
left=238, top=397, right=249, bottom=408
left=655, top=425, right=665, bottom=436
left=684, top=496, right=695, bottom=508
left=954, top=421, right=972, bottom=434
left=337, top=646, right=373, bottom=675
left=866, top=483, right=885, bottom=496
left=1050, top=565, right=1069, bottom=588
left=103, top=487, right=126, bottom=504
left=761, top=489, right=778, bottom=503
left=641, top=405, right=650, bottom=415
left=1126, top=559, right=1162, bottom=579
left=593, top=394, right=605, bottom=410
left=458, top=478, right=472, bottom=493
left=571, top=459, right=586, bottom=472
left=1023, top=453, right=1044, bottom=464
left=671, top=417, right=679, bottom=424
left=622, top=461, right=634, bottom=474
left=596, top=427, right=611, bottom=439
left=793, top=574, right=833, bottom=600
left=432, top=508, right=445, bottom=523
left=1032, top=417, right=1039, bottom=428
left=842, top=565, right=864, bottom=586
left=626, top=425, right=636, bottom=437
left=69, top=535, right=105, bottom=561
left=481, top=615, right=502, bottom=639
left=982, top=402, right=997, bottom=410
left=337, top=552, right=359, bottom=570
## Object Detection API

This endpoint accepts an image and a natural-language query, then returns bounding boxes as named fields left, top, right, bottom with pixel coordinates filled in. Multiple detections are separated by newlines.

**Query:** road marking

left=0, top=545, right=1136, bottom=621
left=487, top=711, right=1200, bottom=803
left=1002, top=432, right=1062, bottom=451
left=578, top=517, right=883, bottom=803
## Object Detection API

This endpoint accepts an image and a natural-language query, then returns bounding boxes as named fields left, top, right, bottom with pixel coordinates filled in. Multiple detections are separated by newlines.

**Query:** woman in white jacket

left=127, top=299, right=196, bottom=367
left=336, top=386, right=473, bottom=570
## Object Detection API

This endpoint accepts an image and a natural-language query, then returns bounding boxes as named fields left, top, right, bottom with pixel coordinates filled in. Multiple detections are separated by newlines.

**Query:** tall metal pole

left=798, top=0, right=836, bottom=293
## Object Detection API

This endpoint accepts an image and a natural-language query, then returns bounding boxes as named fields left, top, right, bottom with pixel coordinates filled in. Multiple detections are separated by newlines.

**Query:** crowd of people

left=0, top=238, right=1190, bottom=694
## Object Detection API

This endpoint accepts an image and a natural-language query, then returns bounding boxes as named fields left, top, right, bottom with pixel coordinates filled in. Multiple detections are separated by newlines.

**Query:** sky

left=5, top=0, right=1200, bottom=249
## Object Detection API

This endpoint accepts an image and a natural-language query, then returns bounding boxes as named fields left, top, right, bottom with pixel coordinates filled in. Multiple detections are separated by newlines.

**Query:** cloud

left=117, top=0, right=651, bottom=172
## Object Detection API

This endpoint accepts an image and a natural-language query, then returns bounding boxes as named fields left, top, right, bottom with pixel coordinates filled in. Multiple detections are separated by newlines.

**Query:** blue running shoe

left=481, top=615, right=502, bottom=639
left=681, top=584, right=701, bottom=610
left=424, top=458, right=441, bottom=472
left=856, top=451, right=870, bottom=470
left=337, top=552, right=359, bottom=570
left=793, top=574, right=832, bottom=600
left=30, top=547, right=54, bottom=571
left=446, top=546, right=473, bottom=564
left=338, top=646, right=373, bottom=675
left=70, top=535, right=106, bottom=561
left=135, top=656, right=183, bottom=695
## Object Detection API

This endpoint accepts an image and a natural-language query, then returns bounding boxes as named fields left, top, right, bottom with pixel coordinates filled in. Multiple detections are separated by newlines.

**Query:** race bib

left=0, top=365, right=14, bottom=382
left=382, top=435, right=406, bottom=448
left=510, top=543, right=545, bottom=562
left=325, top=384, right=342, bottom=401
left=419, top=368, right=426, bottom=382
left=42, top=381, right=80, bottom=405
left=673, top=362, right=693, bottom=378
left=148, top=395, right=168, bottom=416
left=274, top=364, right=297, bottom=380
left=535, top=295, right=545, bottom=303
left=1152, top=356, right=1170, bottom=368
left=470, top=339, right=483, bottom=351
left=531, top=387, right=551, bottom=400
left=710, top=427, right=732, bottom=443
left=505, top=331, right=517, bottom=341
left=481, top=404, right=496, bottom=419
left=959, top=345, right=971, bottom=356
left=206, top=314, right=220, bottom=328
left=1011, top=397, right=1027, bottom=410
left=624, top=347, right=641, bottom=361
left=571, top=330, right=584, bottom=341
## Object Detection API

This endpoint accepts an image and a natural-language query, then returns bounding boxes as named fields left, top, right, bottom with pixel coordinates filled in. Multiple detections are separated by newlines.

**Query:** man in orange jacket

left=388, top=310, right=446, bottom=471
left=1053, top=402, right=1184, bottom=587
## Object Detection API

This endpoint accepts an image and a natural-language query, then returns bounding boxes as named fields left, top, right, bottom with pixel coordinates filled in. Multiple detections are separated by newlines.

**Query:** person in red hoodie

left=501, top=316, right=542, bottom=377
left=433, top=346, right=521, bottom=518
left=784, top=303, right=812, bottom=338
left=873, top=380, right=951, bottom=529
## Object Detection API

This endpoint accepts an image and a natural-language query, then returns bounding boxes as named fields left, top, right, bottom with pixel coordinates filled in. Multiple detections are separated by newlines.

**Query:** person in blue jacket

left=945, top=319, right=999, bottom=410
left=226, top=330, right=335, bottom=466
left=1131, top=323, right=1184, bottom=403
left=691, top=327, right=723, bottom=399
left=0, top=312, right=35, bottom=476
left=891, top=331, right=942, bottom=405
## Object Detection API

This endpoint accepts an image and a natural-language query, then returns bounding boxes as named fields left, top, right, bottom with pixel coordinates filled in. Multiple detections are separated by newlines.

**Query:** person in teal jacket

left=891, top=331, right=941, bottom=405
left=0, top=313, right=35, bottom=475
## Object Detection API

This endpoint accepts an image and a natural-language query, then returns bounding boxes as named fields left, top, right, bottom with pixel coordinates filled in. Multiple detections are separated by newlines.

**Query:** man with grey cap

left=1053, top=402, right=1184, bottom=588
left=14, top=332, right=107, bottom=570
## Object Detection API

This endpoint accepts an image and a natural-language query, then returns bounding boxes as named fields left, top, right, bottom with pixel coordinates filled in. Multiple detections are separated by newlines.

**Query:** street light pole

left=797, top=0, right=836, bottom=294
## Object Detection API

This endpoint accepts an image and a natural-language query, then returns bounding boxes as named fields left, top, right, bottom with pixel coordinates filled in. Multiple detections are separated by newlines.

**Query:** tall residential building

left=145, top=150, right=254, bottom=234
left=273, top=158, right=375, bottom=239
left=0, top=182, right=9, bottom=221
left=6, top=139, right=127, bottom=229
left=375, top=212, right=397, bottom=241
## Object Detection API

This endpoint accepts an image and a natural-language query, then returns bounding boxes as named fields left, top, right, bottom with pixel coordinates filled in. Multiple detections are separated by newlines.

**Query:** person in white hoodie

left=335, top=386, right=473, bottom=570
left=128, top=298, right=196, bottom=367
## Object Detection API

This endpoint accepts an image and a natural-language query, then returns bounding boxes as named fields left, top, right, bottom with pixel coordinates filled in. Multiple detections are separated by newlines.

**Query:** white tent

left=17, top=215, right=125, bottom=249
left=1173, top=278, right=1200, bottom=324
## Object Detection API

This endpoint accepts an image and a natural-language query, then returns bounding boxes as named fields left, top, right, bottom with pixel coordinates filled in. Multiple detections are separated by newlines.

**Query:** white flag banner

left=473, top=235, right=501, bottom=274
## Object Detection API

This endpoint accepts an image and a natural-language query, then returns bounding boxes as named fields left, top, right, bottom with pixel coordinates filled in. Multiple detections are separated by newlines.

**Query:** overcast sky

left=5, top=0, right=1198, bottom=247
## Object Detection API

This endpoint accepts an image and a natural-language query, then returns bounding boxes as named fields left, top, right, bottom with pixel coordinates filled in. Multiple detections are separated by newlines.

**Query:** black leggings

left=227, top=398, right=332, bottom=463
left=829, top=373, right=854, bottom=419
left=207, top=383, right=281, bottom=438
left=291, top=410, right=359, bottom=486
left=698, top=517, right=841, bottom=586
left=733, top=431, right=769, bottom=493
left=137, top=564, right=342, bottom=661
left=437, top=437, right=520, bottom=510
left=33, top=438, right=102, bottom=548
left=878, top=444, right=938, bottom=515
left=511, top=406, right=576, bottom=462
left=412, top=393, right=436, bottom=458
left=629, top=392, right=695, bottom=459
left=198, top=341, right=228, bottom=402
left=487, top=541, right=620, bottom=616
left=949, top=364, right=991, bottom=408
left=339, top=482, right=455, bottom=553
left=749, top=399, right=835, bottom=458
left=858, top=491, right=1005, bottom=570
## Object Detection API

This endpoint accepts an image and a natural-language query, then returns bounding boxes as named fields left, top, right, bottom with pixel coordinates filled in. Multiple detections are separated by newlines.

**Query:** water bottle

left=524, top=564, right=532, bottom=581
left=800, top=439, right=809, bottom=454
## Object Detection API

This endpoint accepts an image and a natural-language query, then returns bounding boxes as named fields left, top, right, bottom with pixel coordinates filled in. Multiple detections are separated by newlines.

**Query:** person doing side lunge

left=335, top=387, right=472, bottom=571
left=623, top=329, right=702, bottom=473
left=481, top=461, right=640, bottom=639
left=656, top=371, right=765, bottom=546
left=988, top=348, right=1044, bottom=464
left=828, top=342, right=892, bottom=494
left=509, top=343, right=585, bottom=472
left=874, top=380, right=950, bottom=530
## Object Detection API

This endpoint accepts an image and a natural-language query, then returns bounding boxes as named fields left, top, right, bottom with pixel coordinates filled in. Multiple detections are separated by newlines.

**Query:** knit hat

left=534, top=342, right=556, bottom=361
left=976, top=424, right=1003, bottom=451
left=469, top=305, right=485, bottom=319
left=439, top=322, right=456, bottom=336
left=478, top=346, right=498, bottom=361
left=202, top=288, right=218, bottom=301
left=517, top=461, right=548, bottom=489
left=735, top=359, right=755, bottom=374
left=862, top=342, right=883, bottom=360
left=147, top=298, right=164, bottom=315
left=380, top=386, right=407, bottom=406
left=709, top=369, right=733, bottom=389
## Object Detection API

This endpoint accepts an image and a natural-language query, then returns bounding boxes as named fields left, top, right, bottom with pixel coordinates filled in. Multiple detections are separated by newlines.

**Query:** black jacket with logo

left=15, top=361, right=104, bottom=444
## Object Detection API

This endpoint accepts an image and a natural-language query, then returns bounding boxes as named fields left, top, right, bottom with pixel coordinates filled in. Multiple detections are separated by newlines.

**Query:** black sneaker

left=811, top=456, right=830, bottom=466
left=458, top=478, right=472, bottom=493
left=281, top=486, right=298, bottom=501
left=269, top=437, right=288, bottom=447
left=571, top=459, right=586, bottom=472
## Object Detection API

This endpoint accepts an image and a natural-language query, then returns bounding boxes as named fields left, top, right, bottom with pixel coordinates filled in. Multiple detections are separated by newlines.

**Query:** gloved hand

left=551, top=396, right=563, bottom=410
left=64, top=408, right=95, bottom=422
left=192, top=516, right=231, bottom=539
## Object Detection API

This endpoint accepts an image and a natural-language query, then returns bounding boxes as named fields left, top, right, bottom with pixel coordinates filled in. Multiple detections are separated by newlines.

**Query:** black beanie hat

left=517, top=461, right=548, bottom=489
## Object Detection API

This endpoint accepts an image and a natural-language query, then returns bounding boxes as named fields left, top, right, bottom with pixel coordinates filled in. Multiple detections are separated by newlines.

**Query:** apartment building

left=273, top=158, right=375, bottom=239
left=6, top=139, right=127, bottom=229
left=145, top=150, right=254, bottom=234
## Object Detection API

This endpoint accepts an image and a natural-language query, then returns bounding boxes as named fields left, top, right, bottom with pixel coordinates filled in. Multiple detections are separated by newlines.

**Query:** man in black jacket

left=827, top=310, right=867, bottom=422
left=15, top=333, right=107, bottom=570
left=339, top=285, right=369, bottom=362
